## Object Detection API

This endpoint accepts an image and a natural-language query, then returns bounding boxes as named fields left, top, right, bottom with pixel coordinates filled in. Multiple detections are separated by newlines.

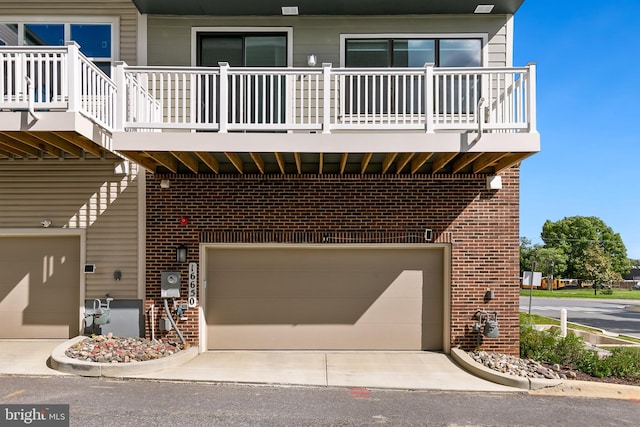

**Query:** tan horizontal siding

left=0, top=0, right=139, bottom=64
left=0, top=157, right=140, bottom=299
left=147, top=15, right=511, bottom=68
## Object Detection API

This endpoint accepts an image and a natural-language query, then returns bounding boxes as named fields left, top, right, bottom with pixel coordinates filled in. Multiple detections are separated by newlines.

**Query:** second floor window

left=344, top=38, right=482, bottom=115
left=345, top=38, right=482, bottom=68
left=0, top=22, right=113, bottom=75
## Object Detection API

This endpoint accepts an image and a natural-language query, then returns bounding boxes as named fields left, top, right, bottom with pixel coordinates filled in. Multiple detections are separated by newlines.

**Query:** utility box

left=161, top=271, right=181, bottom=298
left=159, top=317, right=172, bottom=331
left=83, top=299, right=144, bottom=337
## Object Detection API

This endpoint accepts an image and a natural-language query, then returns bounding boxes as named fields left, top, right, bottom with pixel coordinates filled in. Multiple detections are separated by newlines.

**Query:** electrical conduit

left=163, top=298, right=186, bottom=345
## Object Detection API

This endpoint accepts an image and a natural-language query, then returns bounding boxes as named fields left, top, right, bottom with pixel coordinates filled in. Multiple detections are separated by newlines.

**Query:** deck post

left=322, top=63, right=332, bottom=134
left=66, top=42, right=81, bottom=112
left=425, top=63, right=435, bottom=133
left=218, top=62, right=229, bottom=133
left=526, top=62, right=537, bottom=133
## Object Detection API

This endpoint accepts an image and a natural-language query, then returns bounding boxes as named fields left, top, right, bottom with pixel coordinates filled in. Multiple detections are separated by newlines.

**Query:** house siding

left=145, top=168, right=520, bottom=355
left=146, top=15, right=511, bottom=67
left=0, top=158, right=141, bottom=299
left=0, top=0, right=139, bottom=65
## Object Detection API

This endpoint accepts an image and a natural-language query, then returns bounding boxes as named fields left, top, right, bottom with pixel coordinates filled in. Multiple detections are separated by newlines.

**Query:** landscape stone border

left=50, top=336, right=198, bottom=377
left=450, top=347, right=562, bottom=390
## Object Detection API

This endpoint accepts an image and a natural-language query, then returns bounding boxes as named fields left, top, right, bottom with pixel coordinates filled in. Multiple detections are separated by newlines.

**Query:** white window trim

left=191, top=27, right=294, bottom=67
left=339, top=33, right=489, bottom=67
left=0, top=16, right=119, bottom=62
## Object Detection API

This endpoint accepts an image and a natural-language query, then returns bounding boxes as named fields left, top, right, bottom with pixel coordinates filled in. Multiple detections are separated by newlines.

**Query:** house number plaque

left=188, top=262, right=197, bottom=308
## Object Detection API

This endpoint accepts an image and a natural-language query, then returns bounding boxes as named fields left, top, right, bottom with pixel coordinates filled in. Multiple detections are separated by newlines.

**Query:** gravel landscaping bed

left=65, top=334, right=185, bottom=363
left=469, top=350, right=640, bottom=386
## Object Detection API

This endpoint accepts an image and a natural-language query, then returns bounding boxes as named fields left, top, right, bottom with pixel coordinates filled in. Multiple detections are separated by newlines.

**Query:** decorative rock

left=468, top=351, right=562, bottom=380
left=65, top=335, right=183, bottom=363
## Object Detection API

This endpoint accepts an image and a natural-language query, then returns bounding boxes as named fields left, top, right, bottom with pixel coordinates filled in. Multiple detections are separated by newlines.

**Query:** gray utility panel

left=84, top=299, right=144, bottom=337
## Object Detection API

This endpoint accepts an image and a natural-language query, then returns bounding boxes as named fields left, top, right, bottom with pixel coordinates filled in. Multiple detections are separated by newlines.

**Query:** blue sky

left=513, top=0, right=640, bottom=259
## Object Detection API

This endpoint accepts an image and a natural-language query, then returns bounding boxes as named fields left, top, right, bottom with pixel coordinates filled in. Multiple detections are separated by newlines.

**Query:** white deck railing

left=1, top=44, right=536, bottom=135
left=118, top=62, right=536, bottom=134
left=0, top=43, right=116, bottom=130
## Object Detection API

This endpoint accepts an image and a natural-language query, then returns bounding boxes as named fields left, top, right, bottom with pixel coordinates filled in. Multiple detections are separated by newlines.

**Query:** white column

left=322, top=63, right=332, bottom=134
left=66, top=41, right=81, bottom=112
left=114, top=61, right=127, bottom=132
left=526, top=62, right=537, bottom=133
left=424, top=63, right=435, bottom=133
left=218, top=62, right=229, bottom=133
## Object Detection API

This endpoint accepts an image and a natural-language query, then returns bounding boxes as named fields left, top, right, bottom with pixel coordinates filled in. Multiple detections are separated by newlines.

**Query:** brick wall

left=145, top=168, right=520, bottom=355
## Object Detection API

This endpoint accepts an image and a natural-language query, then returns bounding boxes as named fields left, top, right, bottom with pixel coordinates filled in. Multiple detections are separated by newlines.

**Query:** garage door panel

left=206, top=247, right=443, bottom=350
left=211, top=248, right=441, bottom=272
left=208, top=324, right=423, bottom=350
left=0, top=235, right=80, bottom=339
left=208, top=269, right=421, bottom=299
left=208, top=296, right=423, bottom=325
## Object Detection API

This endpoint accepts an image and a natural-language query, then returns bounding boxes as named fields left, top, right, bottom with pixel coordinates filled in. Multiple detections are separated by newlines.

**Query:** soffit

left=131, top=0, right=525, bottom=16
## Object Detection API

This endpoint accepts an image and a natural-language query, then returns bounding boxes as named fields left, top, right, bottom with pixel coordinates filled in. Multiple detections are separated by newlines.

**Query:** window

left=345, top=38, right=481, bottom=68
left=197, top=33, right=287, bottom=67
left=344, top=37, right=483, bottom=115
left=196, top=31, right=289, bottom=125
left=0, top=21, right=115, bottom=75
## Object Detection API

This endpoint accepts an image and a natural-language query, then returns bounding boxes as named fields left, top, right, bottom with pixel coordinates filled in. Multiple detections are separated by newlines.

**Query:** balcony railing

left=1, top=43, right=537, bottom=135
left=118, top=62, right=536, bottom=134
left=0, top=43, right=116, bottom=130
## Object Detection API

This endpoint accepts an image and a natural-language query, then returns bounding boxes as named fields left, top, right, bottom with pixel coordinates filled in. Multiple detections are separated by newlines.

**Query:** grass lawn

left=519, top=313, right=640, bottom=344
left=519, top=287, right=640, bottom=300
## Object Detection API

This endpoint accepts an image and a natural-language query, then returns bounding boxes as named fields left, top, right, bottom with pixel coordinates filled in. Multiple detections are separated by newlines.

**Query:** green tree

left=541, top=216, right=630, bottom=280
left=519, top=237, right=567, bottom=276
left=582, top=243, right=622, bottom=287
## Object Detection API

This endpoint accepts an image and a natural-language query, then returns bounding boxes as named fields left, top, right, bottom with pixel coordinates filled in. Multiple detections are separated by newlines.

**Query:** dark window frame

left=345, top=37, right=483, bottom=68
left=196, top=32, right=289, bottom=67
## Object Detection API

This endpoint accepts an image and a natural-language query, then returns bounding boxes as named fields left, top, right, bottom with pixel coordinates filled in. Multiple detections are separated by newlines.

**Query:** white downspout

left=150, top=304, right=155, bottom=341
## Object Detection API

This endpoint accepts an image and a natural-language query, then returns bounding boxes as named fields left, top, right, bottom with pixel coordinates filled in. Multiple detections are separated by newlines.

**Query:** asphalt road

left=1, top=376, right=639, bottom=426
left=520, top=296, right=640, bottom=339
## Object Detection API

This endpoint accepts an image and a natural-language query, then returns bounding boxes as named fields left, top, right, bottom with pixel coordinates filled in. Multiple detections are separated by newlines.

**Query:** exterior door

left=197, top=33, right=288, bottom=125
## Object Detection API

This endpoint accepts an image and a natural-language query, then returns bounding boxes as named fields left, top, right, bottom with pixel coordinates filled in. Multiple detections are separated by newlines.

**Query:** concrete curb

left=50, top=336, right=199, bottom=378
left=529, top=379, right=640, bottom=400
left=450, top=348, right=562, bottom=390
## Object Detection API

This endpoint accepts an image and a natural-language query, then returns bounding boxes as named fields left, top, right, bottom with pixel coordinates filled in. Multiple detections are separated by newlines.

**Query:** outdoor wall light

left=307, top=54, right=317, bottom=67
left=484, top=289, right=495, bottom=301
left=176, top=244, right=188, bottom=263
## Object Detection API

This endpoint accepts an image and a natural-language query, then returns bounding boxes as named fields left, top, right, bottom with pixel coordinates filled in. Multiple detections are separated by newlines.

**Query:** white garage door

left=0, top=235, right=80, bottom=339
left=205, top=246, right=444, bottom=350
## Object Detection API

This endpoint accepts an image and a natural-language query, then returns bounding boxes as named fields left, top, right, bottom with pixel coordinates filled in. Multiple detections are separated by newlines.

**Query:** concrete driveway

left=0, top=340, right=516, bottom=392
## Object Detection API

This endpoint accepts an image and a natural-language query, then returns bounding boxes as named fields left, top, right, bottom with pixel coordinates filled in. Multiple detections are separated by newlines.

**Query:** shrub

left=520, top=326, right=558, bottom=361
left=520, top=327, right=640, bottom=381
left=520, top=327, right=584, bottom=365
left=605, top=347, right=640, bottom=380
